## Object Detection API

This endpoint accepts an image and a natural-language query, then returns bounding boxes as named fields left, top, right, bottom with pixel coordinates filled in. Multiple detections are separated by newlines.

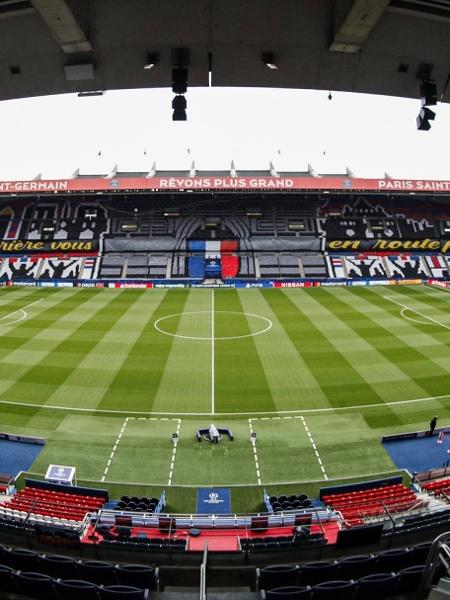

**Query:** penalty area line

left=299, top=416, right=328, bottom=480
left=101, top=417, right=129, bottom=482
left=168, top=419, right=182, bottom=486
left=248, top=419, right=262, bottom=485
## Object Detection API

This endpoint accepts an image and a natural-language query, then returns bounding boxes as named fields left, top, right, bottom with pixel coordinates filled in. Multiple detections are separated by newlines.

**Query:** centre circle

left=154, top=310, right=273, bottom=340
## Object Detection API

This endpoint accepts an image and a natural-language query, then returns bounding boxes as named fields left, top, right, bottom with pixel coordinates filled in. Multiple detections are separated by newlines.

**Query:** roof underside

left=0, top=0, right=449, bottom=103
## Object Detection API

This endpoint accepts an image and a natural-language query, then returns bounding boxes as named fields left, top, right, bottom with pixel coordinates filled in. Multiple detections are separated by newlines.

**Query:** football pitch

left=0, top=284, right=449, bottom=512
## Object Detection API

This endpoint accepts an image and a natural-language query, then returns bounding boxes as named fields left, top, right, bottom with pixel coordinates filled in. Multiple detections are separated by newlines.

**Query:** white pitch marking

left=248, top=419, right=262, bottom=485
left=383, top=295, right=450, bottom=330
left=299, top=416, right=328, bottom=480
left=101, top=417, right=129, bottom=482
left=211, top=289, right=215, bottom=415
left=0, top=391, right=449, bottom=417
left=0, top=298, right=43, bottom=327
left=154, top=310, right=273, bottom=340
left=168, top=419, right=182, bottom=486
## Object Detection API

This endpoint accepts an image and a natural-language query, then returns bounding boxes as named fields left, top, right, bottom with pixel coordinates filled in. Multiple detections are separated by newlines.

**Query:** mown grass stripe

left=151, top=289, right=213, bottom=413
left=269, top=289, right=390, bottom=410
left=336, top=287, right=450, bottom=395
left=46, top=290, right=165, bottom=409
left=301, top=288, right=432, bottom=398
left=214, top=289, right=276, bottom=414
left=0, top=289, right=104, bottom=427
left=238, top=289, right=331, bottom=410
left=0, top=290, right=139, bottom=430
left=101, top=289, right=190, bottom=412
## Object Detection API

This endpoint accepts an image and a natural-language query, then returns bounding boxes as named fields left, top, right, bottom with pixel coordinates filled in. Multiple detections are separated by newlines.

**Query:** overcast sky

left=0, top=87, right=448, bottom=181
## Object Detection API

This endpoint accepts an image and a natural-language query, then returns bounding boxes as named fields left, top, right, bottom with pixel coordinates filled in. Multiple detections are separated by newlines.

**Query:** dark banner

left=327, top=239, right=450, bottom=254
left=0, top=239, right=98, bottom=253
left=104, top=237, right=180, bottom=252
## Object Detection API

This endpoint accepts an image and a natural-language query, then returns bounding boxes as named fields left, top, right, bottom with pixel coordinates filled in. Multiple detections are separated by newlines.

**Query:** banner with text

left=0, top=240, right=99, bottom=253
left=326, top=239, right=450, bottom=254
left=1, top=176, right=450, bottom=194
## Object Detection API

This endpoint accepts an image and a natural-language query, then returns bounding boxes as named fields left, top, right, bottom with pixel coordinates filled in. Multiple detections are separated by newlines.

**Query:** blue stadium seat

left=40, top=553, right=80, bottom=579
left=258, top=564, right=300, bottom=590
left=78, top=559, right=117, bottom=585
left=355, top=572, right=399, bottom=599
left=396, top=564, right=425, bottom=595
left=55, top=578, right=100, bottom=600
left=7, top=547, right=41, bottom=571
left=339, top=554, right=376, bottom=579
left=312, top=579, right=358, bottom=599
left=265, top=586, right=312, bottom=599
left=99, top=585, right=149, bottom=599
left=114, top=563, right=158, bottom=590
left=299, top=561, right=340, bottom=586
left=15, top=570, right=57, bottom=599
left=0, top=563, right=17, bottom=593
left=376, top=547, right=411, bottom=571
left=411, top=541, right=432, bottom=565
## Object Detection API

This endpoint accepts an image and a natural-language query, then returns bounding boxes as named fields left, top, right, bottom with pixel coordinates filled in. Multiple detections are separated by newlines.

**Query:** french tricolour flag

left=188, top=240, right=239, bottom=278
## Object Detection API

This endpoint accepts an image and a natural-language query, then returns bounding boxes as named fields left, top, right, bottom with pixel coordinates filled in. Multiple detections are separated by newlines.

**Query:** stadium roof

left=0, top=0, right=450, bottom=103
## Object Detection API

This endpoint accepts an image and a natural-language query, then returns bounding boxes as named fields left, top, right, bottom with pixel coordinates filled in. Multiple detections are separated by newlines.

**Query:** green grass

left=0, top=284, right=449, bottom=511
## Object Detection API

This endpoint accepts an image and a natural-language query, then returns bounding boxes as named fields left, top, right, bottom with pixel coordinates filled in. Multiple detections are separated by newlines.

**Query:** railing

left=94, top=506, right=336, bottom=530
left=418, top=530, right=450, bottom=598
left=200, top=542, right=208, bottom=600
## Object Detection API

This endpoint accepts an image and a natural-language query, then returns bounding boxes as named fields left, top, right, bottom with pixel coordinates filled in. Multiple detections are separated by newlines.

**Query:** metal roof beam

left=30, top=0, right=92, bottom=53
left=330, top=0, right=390, bottom=53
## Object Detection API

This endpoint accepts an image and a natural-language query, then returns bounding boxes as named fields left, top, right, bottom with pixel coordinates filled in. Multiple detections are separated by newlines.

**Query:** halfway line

left=211, top=289, right=215, bottom=414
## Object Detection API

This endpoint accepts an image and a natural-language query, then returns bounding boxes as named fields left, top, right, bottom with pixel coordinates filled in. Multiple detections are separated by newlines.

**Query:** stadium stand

left=0, top=189, right=449, bottom=284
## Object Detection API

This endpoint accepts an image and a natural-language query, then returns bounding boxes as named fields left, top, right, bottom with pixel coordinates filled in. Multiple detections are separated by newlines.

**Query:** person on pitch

left=429, top=416, right=438, bottom=436
left=209, top=423, right=220, bottom=444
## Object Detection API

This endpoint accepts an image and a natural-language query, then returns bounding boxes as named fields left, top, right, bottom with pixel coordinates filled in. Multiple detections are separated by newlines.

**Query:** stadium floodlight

left=144, top=53, right=159, bottom=70
left=77, top=91, right=104, bottom=97
left=172, top=94, right=187, bottom=121
left=262, top=52, right=278, bottom=70
left=420, top=80, right=437, bottom=106
left=417, top=106, right=435, bottom=131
